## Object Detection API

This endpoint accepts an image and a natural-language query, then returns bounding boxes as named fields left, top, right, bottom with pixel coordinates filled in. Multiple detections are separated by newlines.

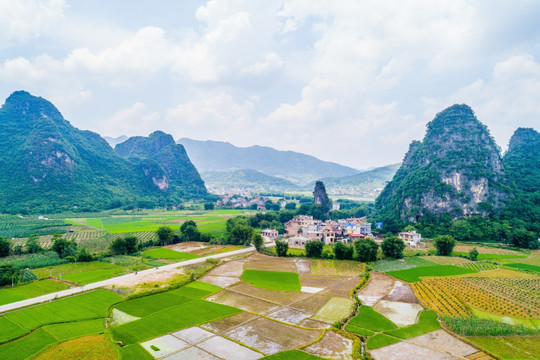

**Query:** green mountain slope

left=177, top=138, right=358, bottom=185
left=503, top=128, right=540, bottom=194
left=0, top=91, right=204, bottom=213
left=376, top=104, right=512, bottom=224
left=115, top=131, right=207, bottom=199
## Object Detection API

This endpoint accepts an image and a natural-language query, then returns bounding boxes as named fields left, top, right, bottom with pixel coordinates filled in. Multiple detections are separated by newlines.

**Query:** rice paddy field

left=0, top=279, right=70, bottom=305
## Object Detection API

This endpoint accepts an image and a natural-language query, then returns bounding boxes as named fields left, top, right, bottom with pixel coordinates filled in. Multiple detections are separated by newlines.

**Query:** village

left=261, top=214, right=424, bottom=249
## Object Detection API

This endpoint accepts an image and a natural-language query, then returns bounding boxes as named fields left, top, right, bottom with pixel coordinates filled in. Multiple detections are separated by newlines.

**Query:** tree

left=468, top=247, right=479, bottom=261
left=334, top=241, right=354, bottom=260
left=275, top=239, right=288, bottom=257
left=354, top=238, right=378, bottom=262
left=180, top=220, right=200, bottom=242
left=228, top=224, right=254, bottom=245
left=77, top=247, right=94, bottom=262
left=0, top=264, right=18, bottom=286
left=51, top=237, right=77, bottom=259
left=434, top=235, right=457, bottom=256
left=381, top=236, right=405, bottom=259
left=110, top=238, right=127, bottom=255
left=124, top=236, right=139, bottom=254
left=285, top=202, right=297, bottom=210
left=511, top=228, right=538, bottom=249
left=252, top=233, right=264, bottom=252
left=305, top=240, right=324, bottom=258
left=449, top=220, right=472, bottom=242
left=0, top=237, right=11, bottom=257
left=25, top=235, right=42, bottom=254
left=204, top=203, right=215, bottom=210
left=156, top=226, right=174, bottom=246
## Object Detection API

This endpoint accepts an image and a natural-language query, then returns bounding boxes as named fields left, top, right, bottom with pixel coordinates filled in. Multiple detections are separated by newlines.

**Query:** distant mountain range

left=0, top=91, right=207, bottom=213
left=202, top=169, right=300, bottom=193
left=177, top=138, right=359, bottom=185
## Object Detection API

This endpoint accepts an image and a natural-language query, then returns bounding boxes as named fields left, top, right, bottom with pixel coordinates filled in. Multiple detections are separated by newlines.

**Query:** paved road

left=0, top=245, right=265, bottom=314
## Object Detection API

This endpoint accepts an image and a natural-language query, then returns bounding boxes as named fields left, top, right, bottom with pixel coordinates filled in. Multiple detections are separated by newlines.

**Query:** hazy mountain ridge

left=177, top=138, right=359, bottom=185
left=201, top=169, right=300, bottom=193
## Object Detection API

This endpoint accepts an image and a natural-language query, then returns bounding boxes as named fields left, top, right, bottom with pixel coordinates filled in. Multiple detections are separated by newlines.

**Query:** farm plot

left=143, top=248, right=200, bottom=260
left=345, top=306, right=397, bottom=334
left=373, top=300, right=424, bottom=327
left=32, top=261, right=126, bottom=282
left=387, top=265, right=477, bottom=283
left=242, top=270, right=301, bottom=291
left=356, top=272, right=395, bottom=306
left=245, top=253, right=298, bottom=272
left=382, top=280, right=418, bottom=303
left=206, top=289, right=279, bottom=314
left=313, top=297, right=355, bottom=324
left=229, top=282, right=309, bottom=305
left=263, top=350, right=325, bottom=359
left=422, top=256, right=472, bottom=265
left=303, top=331, right=353, bottom=359
left=201, top=312, right=258, bottom=333
left=466, top=335, right=539, bottom=360
left=0, top=279, right=70, bottom=306
left=223, top=316, right=321, bottom=355
left=309, top=259, right=365, bottom=277
left=33, top=335, right=116, bottom=360
left=322, top=276, right=364, bottom=298
left=372, top=257, right=437, bottom=272
left=0, top=328, right=57, bottom=360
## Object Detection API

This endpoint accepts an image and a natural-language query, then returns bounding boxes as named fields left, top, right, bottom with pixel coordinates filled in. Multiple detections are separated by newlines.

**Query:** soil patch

left=163, top=346, right=219, bottom=360
left=206, top=290, right=279, bottom=314
left=422, top=256, right=472, bottom=265
left=223, top=317, right=321, bottom=355
left=298, top=318, right=332, bottom=329
left=296, top=259, right=311, bottom=274
left=108, top=268, right=185, bottom=288
left=407, top=329, right=478, bottom=357
left=172, top=327, right=214, bottom=345
left=322, top=277, right=361, bottom=298
left=373, top=300, right=423, bottom=327
left=267, top=307, right=311, bottom=325
left=206, top=260, right=245, bottom=277
left=357, top=272, right=394, bottom=306
left=310, top=259, right=364, bottom=277
left=313, top=297, right=355, bottom=324
left=229, top=282, right=309, bottom=305
left=141, top=334, right=189, bottom=358
left=245, top=253, right=298, bottom=272
left=300, top=274, right=346, bottom=288
left=201, top=312, right=258, bottom=333
left=168, top=242, right=206, bottom=253
left=197, top=335, right=263, bottom=360
left=454, top=245, right=524, bottom=256
left=289, top=293, right=332, bottom=314
left=304, top=331, right=353, bottom=359
left=200, top=275, right=240, bottom=288
left=370, top=341, right=455, bottom=360
left=382, top=281, right=418, bottom=303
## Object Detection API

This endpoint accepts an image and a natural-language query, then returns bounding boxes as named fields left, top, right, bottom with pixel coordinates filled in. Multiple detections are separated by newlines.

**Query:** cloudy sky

left=1, top=0, right=539, bottom=169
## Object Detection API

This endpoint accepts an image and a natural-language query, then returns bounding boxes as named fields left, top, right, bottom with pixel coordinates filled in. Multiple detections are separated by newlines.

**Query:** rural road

left=0, top=244, right=270, bottom=314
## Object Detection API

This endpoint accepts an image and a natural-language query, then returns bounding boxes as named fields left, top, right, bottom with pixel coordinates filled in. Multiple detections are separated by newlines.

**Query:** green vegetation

left=346, top=306, right=397, bottom=332
left=466, top=336, right=539, bottom=360
left=0, top=328, right=57, bottom=360
left=112, top=299, right=240, bottom=344
left=505, top=262, right=540, bottom=273
left=263, top=350, right=325, bottom=359
left=119, top=344, right=154, bottom=360
left=0, top=216, right=69, bottom=239
left=381, top=236, right=405, bottom=259
left=0, top=279, right=70, bottom=305
left=32, top=261, right=126, bottom=284
left=434, top=235, right=456, bottom=256
left=387, top=265, right=476, bottom=282
left=441, top=316, right=538, bottom=336
left=372, top=257, right=437, bottom=272
left=305, top=240, right=324, bottom=258
left=0, top=317, right=27, bottom=343
left=354, top=238, right=378, bottom=262
left=385, top=311, right=441, bottom=339
left=315, top=297, right=355, bottom=323
left=241, top=270, right=301, bottom=291
left=275, top=239, right=289, bottom=257
left=453, top=252, right=527, bottom=260
left=42, top=318, right=104, bottom=342
left=143, top=248, right=200, bottom=260
left=0, top=251, right=67, bottom=269
left=367, top=333, right=401, bottom=349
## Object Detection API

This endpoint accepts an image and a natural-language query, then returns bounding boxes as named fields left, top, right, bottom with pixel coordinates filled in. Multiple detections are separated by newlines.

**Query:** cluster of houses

left=275, top=215, right=374, bottom=249
left=216, top=195, right=267, bottom=209
left=261, top=215, right=424, bottom=249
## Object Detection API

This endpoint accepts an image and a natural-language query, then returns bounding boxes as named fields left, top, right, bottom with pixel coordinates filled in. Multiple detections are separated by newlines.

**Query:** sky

left=0, top=0, right=539, bottom=170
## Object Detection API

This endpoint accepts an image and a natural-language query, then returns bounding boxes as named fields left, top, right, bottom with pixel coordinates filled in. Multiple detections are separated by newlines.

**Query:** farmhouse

left=261, top=229, right=279, bottom=239
left=398, top=230, right=422, bottom=246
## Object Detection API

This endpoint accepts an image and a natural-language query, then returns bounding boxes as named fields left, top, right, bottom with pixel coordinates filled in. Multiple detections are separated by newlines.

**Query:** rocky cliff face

left=503, top=128, right=540, bottom=194
left=115, top=131, right=207, bottom=198
left=313, top=180, right=331, bottom=212
left=376, top=104, right=512, bottom=223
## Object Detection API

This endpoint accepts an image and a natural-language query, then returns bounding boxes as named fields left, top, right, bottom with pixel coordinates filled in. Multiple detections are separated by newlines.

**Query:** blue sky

left=0, top=0, right=539, bottom=169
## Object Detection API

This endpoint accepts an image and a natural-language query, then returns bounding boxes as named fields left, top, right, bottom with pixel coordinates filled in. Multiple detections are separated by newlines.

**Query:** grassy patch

left=505, top=262, right=540, bottom=274
left=43, top=318, right=104, bottom=341
left=441, top=316, right=538, bottom=336
left=64, top=268, right=125, bottom=284
left=347, top=305, right=397, bottom=332
left=4, top=290, right=121, bottom=337
left=385, top=311, right=440, bottom=339
left=242, top=270, right=301, bottom=291
left=466, top=335, right=539, bottom=360
left=314, top=297, right=355, bottom=323
left=387, top=265, right=476, bottom=282
left=310, top=259, right=364, bottom=276
left=453, top=252, right=527, bottom=260
left=32, top=261, right=125, bottom=280
left=367, top=333, right=401, bottom=350
left=263, top=350, right=325, bottom=359
left=112, top=299, right=241, bottom=344
left=344, top=324, right=374, bottom=336
left=372, top=257, right=437, bottom=272
left=0, top=317, right=28, bottom=343
left=33, top=335, right=117, bottom=360
left=0, top=328, right=57, bottom=360
left=143, top=248, right=200, bottom=260
left=471, top=307, right=538, bottom=329
left=119, top=344, right=154, bottom=360
left=0, top=279, right=70, bottom=306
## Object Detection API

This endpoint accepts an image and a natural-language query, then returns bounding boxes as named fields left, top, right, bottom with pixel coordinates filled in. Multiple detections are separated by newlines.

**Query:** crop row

left=465, top=277, right=540, bottom=312
left=495, top=278, right=540, bottom=294
left=457, top=262, right=498, bottom=272
left=413, top=281, right=472, bottom=316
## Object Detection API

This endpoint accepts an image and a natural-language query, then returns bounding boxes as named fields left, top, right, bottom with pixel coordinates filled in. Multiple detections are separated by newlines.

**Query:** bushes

left=252, top=233, right=264, bottom=252
left=434, top=235, right=456, bottom=256
left=468, top=247, right=479, bottom=261
left=441, top=316, right=538, bottom=336
left=381, top=237, right=405, bottom=259
left=110, top=236, right=139, bottom=256
left=305, top=240, right=324, bottom=258
left=0, top=237, right=10, bottom=257
left=354, top=238, right=378, bottom=262
left=275, top=239, right=288, bottom=257
left=334, top=241, right=354, bottom=260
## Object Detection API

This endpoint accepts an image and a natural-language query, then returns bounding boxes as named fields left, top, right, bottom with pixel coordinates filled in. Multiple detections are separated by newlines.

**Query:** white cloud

left=95, top=102, right=161, bottom=137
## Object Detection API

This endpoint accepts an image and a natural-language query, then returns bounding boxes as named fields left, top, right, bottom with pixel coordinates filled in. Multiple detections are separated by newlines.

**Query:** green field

left=466, top=336, right=539, bottom=360
left=0, top=317, right=28, bottom=343
left=143, top=248, right=200, bottom=260
left=33, top=261, right=126, bottom=279
left=372, top=257, right=438, bottom=272
left=314, top=297, right=355, bottom=323
left=63, top=268, right=126, bottom=284
left=0, top=328, right=57, bottom=360
left=115, top=282, right=219, bottom=317
left=119, top=344, right=154, bottom=360
left=346, top=306, right=397, bottom=332
left=385, top=311, right=440, bottom=339
left=112, top=299, right=241, bottom=344
left=263, top=350, right=325, bottom=359
left=2, top=290, right=121, bottom=340
left=0, top=279, right=70, bottom=306
left=367, top=333, right=401, bottom=349
left=453, top=252, right=527, bottom=260
left=387, top=265, right=477, bottom=282
left=42, top=318, right=104, bottom=342
left=242, top=270, right=301, bottom=291
left=505, top=262, right=540, bottom=273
